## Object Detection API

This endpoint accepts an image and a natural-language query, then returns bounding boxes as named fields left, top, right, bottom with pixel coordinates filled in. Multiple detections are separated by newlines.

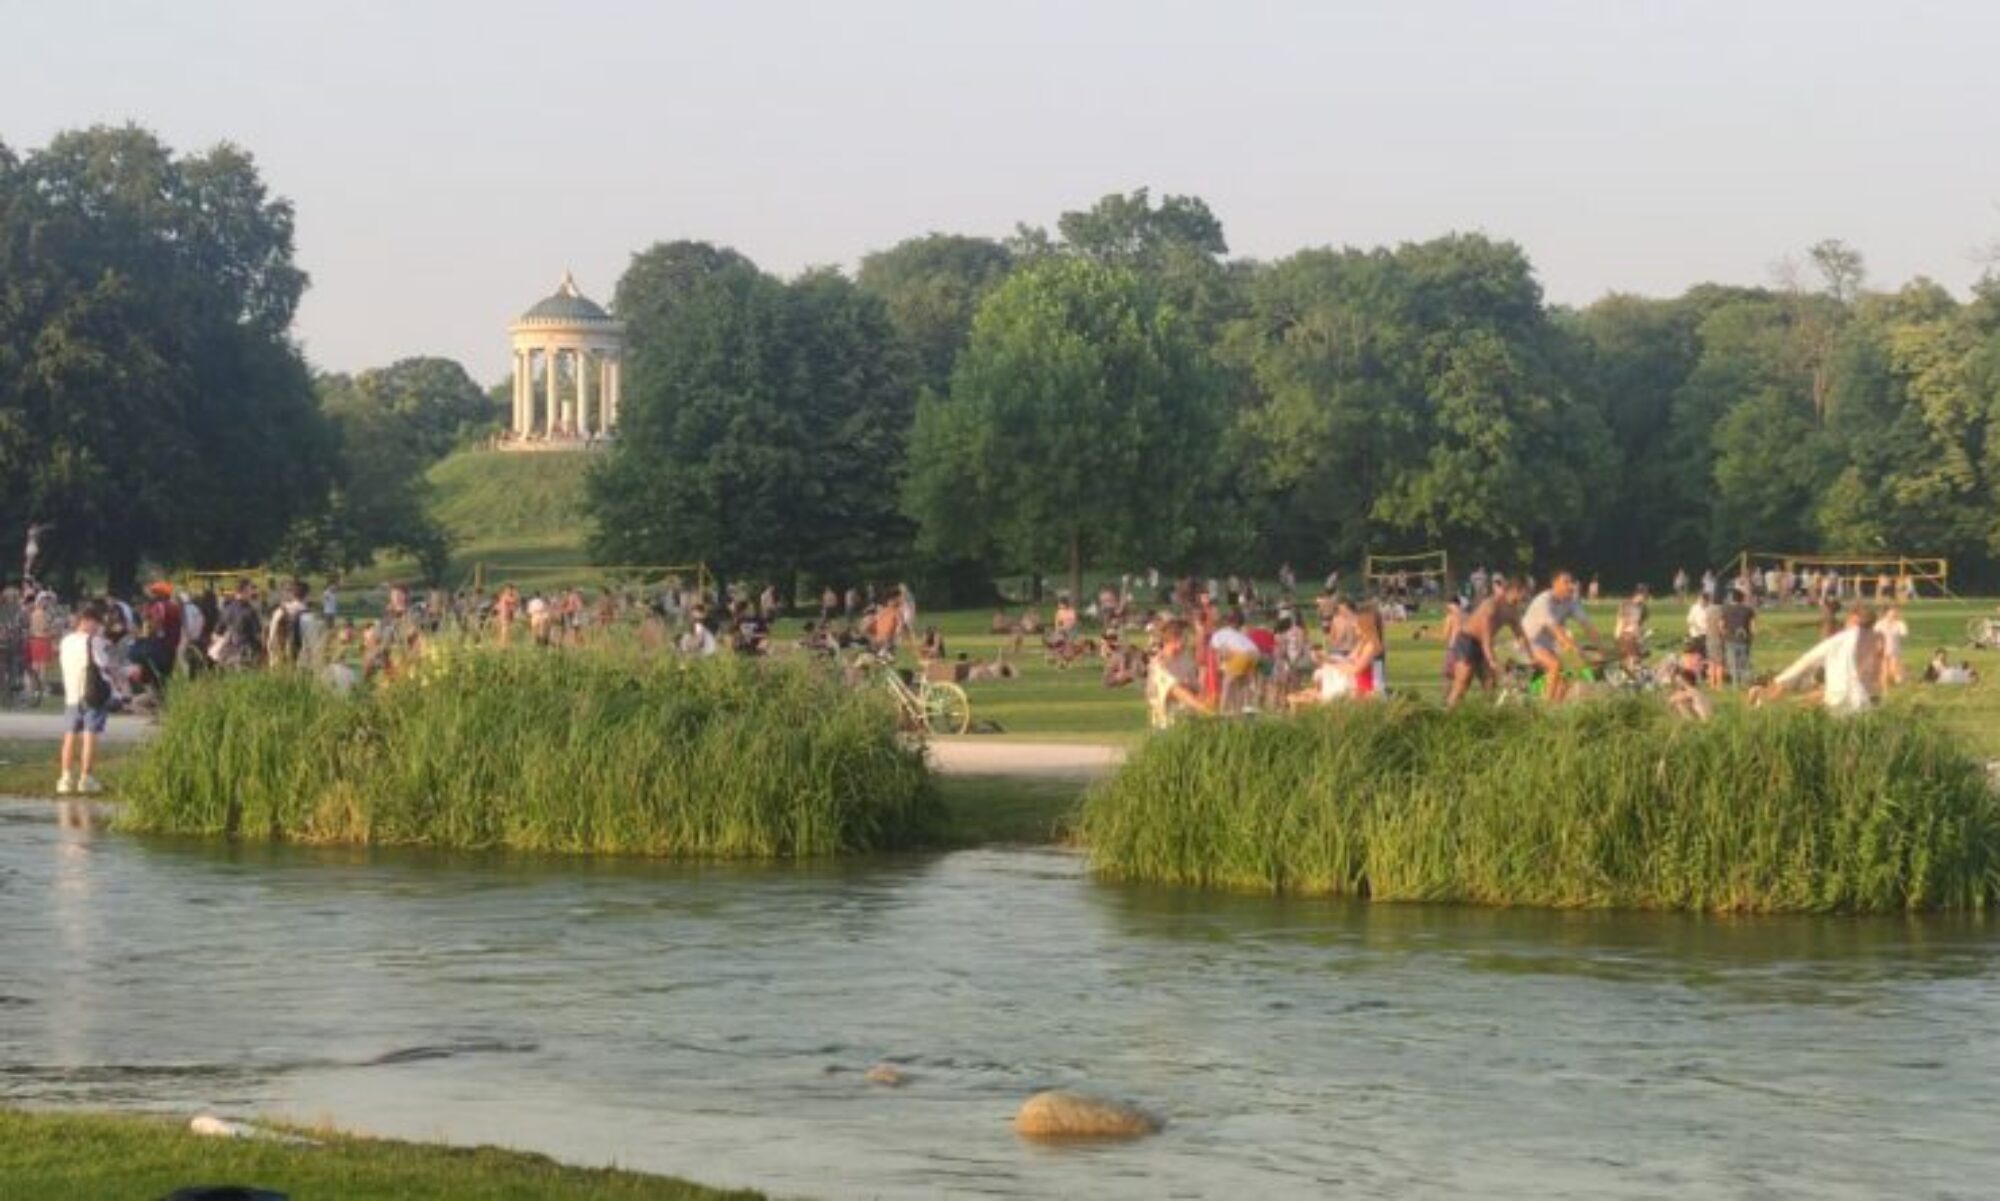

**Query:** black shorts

left=1449, top=634, right=1490, bottom=679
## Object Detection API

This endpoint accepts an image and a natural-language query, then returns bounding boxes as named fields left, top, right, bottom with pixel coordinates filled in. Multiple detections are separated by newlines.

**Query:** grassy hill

left=362, top=449, right=596, bottom=585
left=429, top=448, right=594, bottom=550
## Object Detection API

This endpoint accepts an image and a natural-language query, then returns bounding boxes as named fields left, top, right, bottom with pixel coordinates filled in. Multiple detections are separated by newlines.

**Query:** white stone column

left=599, top=356, right=612, bottom=433
left=543, top=344, right=558, bottom=436
left=520, top=350, right=536, bottom=434
left=608, top=358, right=620, bottom=429
left=577, top=348, right=592, bottom=439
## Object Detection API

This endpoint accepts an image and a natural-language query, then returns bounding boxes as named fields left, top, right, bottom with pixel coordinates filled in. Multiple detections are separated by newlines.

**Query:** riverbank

left=0, top=1109, right=760, bottom=1200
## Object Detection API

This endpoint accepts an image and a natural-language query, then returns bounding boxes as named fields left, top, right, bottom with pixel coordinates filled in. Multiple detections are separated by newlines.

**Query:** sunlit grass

left=1081, top=698, right=2000, bottom=913
left=120, top=645, right=939, bottom=857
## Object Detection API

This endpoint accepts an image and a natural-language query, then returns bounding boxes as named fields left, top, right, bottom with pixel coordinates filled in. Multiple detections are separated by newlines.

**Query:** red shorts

left=26, top=637, right=52, bottom=669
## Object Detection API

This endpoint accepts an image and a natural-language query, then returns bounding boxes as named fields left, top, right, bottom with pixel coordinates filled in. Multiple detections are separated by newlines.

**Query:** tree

left=340, top=356, right=497, bottom=460
left=0, top=125, right=333, bottom=590
left=857, top=234, right=1012, bottom=396
left=905, top=257, right=1222, bottom=603
left=1225, top=235, right=1612, bottom=570
left=589, top=243, right=918, bottom=588
left=275, top=372, right=455, bottom=582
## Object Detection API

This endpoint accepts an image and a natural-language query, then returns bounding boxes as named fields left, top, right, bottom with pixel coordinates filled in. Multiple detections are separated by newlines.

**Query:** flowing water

left=2, top=800, right=1997, bottom=1199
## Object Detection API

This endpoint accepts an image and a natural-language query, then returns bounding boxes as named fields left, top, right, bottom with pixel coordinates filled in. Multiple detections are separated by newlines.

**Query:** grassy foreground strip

left=120, top=649, right=938, bottom=856
left=0, top=1109, right=759, bottom=1200
left=1081, top=700, right=2000, bottom=913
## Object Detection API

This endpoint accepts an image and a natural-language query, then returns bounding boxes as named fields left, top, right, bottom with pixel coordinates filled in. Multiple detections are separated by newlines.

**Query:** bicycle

left=857, top=651, right=972, bottom=736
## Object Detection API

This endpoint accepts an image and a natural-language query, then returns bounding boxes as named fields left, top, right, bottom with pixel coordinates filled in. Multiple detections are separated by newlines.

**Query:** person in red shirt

left=142, top=581, right=184, bottom=673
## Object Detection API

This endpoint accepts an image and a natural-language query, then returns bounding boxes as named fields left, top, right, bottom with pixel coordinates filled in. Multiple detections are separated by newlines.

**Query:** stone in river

left=1013, top=1089, right=1161, bottom=1140
left=865, top=1063, right=911, bottom=1087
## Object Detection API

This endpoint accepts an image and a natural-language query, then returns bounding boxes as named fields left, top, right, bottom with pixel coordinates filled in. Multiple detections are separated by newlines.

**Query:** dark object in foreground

left=158, top=1188, right=290, bottom=1201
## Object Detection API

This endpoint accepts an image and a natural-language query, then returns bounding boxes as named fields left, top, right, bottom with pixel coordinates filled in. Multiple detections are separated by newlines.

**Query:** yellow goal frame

left=1735, top=552, right=1950, bottom=598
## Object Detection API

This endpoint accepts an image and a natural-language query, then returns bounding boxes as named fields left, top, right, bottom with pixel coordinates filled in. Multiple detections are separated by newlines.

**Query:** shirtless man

left=1445, top=576, right=1529, bottom=708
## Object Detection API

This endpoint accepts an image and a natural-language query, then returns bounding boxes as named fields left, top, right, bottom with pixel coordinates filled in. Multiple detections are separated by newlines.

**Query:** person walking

left=1720, top=588, right=1756, bottom=686
left=57, top=602, right=112, bottom=796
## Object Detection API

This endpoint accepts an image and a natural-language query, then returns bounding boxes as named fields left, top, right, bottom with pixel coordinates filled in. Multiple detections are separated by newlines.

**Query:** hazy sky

left=8, top=0, right=1999, bottom=379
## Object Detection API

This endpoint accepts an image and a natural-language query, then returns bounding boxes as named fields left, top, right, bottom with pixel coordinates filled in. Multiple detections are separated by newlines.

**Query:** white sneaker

left=78, top=776, right=103, bottom=795
left=55, top=774, right=74, bottom=796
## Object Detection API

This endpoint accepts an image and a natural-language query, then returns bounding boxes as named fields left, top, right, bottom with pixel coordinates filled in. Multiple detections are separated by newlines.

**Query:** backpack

left=83, top=646, right=111, bottom=709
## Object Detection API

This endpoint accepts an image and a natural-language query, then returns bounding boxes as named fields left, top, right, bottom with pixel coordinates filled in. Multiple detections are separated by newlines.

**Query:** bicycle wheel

left=922, top=682, right=972, bottom=735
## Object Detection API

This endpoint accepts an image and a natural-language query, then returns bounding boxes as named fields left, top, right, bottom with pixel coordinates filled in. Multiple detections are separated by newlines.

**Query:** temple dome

left=519, top=271, right=613, bottom=323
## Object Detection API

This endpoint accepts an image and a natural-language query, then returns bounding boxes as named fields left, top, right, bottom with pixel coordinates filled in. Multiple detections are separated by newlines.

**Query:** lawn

left=920, top=596, right=2000, bottom=755
left=0, top=1109, right=758, bottom=1201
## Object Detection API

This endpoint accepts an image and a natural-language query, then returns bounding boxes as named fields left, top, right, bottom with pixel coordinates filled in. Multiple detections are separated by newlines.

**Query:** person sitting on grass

left=918, top=626, right=946, bottom=662
left=1520, top=571, right=1603, bottom=702
left=1664, top=639, right=1714, bottom=722
left=1752, top=604, right=1879, bottom=715
left=1147, top=618, right=1210, bottom=729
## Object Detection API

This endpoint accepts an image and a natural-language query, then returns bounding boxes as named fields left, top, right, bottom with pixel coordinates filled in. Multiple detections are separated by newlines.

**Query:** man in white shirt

left=57, top=603, right=111, bottom=795
left=1758, top=606, right=1878, bottom=714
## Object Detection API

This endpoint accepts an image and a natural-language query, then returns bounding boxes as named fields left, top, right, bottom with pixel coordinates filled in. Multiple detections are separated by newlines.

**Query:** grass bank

left=120, top=648, right=939, bottom=856
left=1081, top=699, right=2000, bottom=913
left=0, top=1109, right=758, bottom=1200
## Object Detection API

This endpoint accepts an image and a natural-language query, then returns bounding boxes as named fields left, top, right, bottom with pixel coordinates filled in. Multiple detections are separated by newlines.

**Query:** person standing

left=1758, top=606, right=1879, bottom=715
left=57, top=603, right=111, bottom=795
left=1878, top=604, right=1909, bottom=690
left=322, top=580, right=339, bottom=624
left=1719, top=589, right=1756, bottom=686
left=1615, top=585, right=1650, bottom=667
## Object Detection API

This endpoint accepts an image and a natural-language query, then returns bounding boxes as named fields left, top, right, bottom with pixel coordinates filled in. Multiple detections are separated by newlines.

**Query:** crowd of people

left=10, top=551, right=1985, bottom=786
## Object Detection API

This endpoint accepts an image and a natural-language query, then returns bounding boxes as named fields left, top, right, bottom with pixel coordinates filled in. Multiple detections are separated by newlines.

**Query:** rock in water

left=1014, top=1090, right=1160, bottom=1140
left=865, top=1064, right=911, bottom=1087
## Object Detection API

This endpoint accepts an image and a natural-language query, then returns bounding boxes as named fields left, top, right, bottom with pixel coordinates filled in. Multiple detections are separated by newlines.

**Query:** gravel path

left=0, top=712, right=1126, bottom=780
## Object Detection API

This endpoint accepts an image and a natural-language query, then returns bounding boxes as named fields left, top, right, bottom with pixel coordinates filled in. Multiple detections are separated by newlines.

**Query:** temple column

left=599, top=356, right=612, bottom=433
left=577, top=348, right=592, bottom=439
left=543, top=344, right=558, bottom=436
left=515, top=350, right=529, bottom=435
left=608, top=358, right=620, bottom=429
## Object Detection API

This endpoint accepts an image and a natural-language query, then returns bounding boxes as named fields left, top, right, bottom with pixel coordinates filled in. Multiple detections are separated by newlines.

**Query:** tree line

left=593, top=191, right=2000, bottom=601
left=7, top=125, right=1997, bottom=600
left=0, top=127, right=489, bottom=592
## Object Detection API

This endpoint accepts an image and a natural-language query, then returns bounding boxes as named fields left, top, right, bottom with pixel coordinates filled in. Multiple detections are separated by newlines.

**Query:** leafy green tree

left=0, top=125, right=333, bottom=590
left=338, top=356, right=497, bottom=460
left=1226, top=235, right=1612, bottom=570
left=590, top=244, right=918, bottom=588
left=905, top=257, right=1222, bottom=602
left=857, top=234, right=1012, bottom=396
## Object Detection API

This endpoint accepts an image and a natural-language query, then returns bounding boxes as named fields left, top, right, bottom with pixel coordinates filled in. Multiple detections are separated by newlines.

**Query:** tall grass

left=120, top=646, right=939, bottom=857
left=1081, top=699, right=2000, bottom=913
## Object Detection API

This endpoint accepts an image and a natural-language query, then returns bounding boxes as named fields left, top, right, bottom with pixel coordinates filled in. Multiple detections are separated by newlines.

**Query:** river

left=2, top=800, right=1996, bottom=1199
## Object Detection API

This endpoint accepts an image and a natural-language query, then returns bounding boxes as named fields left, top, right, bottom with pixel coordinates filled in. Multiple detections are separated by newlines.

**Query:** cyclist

left=1521, top=570, right=1604, bottom=702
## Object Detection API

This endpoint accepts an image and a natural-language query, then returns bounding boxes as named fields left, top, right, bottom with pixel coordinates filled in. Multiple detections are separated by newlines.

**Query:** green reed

left=1080, top=698, right=2000, bottom=912
left=120, top=645, right=939, bottom=857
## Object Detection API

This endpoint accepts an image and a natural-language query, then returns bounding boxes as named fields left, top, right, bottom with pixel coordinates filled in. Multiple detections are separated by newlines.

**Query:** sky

left=7, top=0, right=1999, bottom=380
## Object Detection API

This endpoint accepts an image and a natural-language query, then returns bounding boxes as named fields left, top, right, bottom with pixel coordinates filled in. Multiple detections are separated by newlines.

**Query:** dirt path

left=927, top=739, right=1125, bottom=781
left=0, top=713, right=1127, bottom=780
left=0, top=711, right=153, bottom=745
